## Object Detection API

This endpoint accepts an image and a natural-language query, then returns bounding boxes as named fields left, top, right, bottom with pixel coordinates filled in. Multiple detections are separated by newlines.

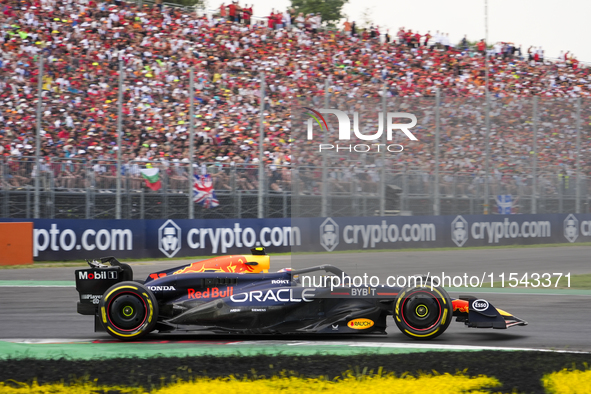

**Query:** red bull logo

left=187, top=287, right=234, bottom=299
left=452, top=299, right=469, bottom=313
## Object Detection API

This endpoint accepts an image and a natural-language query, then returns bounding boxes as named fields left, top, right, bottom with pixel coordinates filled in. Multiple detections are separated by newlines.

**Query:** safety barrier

left=1, top=213, right=590, bottom=261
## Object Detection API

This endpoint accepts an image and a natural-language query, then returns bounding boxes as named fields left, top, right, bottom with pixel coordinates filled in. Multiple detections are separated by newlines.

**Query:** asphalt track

left=1, top=246, right=591, bottom=352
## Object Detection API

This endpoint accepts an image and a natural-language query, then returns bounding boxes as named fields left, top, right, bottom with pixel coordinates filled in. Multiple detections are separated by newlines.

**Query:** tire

left=98, top=281, right=158, bottom=341
left=394, top=282, right=452, bottom=340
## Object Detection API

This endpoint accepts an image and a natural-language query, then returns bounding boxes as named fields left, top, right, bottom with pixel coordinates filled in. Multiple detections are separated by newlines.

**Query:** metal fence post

left=484, top=91, right=491, bottom=214
left=116, top=59, right=123, bottom=219
left=140, top=188, right=145, bottom=220
left=283, top=191, right=287, bottom=218
left=434, top=89, right=441, bottom=215
left=402, top=171, right=408, bottom=213
left=379, top=83, right=386, bottom=216
left=48, top=171, right=54, bottom=218
left=257, top=71, right=265, bottom=219
left=484, top=0, right=490, bottom=213
left=126, top=170, right=132, bottom=220
left=237, top=185, right=242, bottom=219
left=163, top=169, right=168, bottom=219
left=576, top=97, right=582, bottom=214
left=532, top=96, right=538, bottom=214
left=85, top=163, right=91, bottom=219
left=26, top=185, right=31, bottom=218
left=91, top=163, right=97, bottom=219
left=321, top=78, right=330, bottom=217
left=34, top=54, right=44, bottom=218
left=189, top=68, right=195, bottom=219
left=1, top=160, right=7, bottom=218
left=292, top=166, right=299, bottom=217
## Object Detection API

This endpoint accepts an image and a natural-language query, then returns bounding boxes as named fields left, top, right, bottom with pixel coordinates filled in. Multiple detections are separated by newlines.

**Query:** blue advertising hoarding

left=1, top=213, right=590, bottom=260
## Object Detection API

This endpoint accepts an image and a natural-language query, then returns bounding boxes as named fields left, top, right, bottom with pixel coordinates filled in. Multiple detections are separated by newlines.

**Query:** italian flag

left=140, top=168, right=162, bottom=191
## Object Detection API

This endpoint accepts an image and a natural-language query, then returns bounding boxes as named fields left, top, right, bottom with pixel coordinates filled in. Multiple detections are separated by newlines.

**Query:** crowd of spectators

left=0, top=0, right=590, bottom=199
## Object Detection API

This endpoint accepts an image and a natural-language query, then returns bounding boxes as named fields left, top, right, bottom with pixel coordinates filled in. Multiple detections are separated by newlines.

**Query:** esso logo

left=472, top=299, right=489, bottom=312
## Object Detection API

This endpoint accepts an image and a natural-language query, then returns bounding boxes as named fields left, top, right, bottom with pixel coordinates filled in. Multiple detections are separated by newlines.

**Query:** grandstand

left=0, top=0, right=590, bottom=219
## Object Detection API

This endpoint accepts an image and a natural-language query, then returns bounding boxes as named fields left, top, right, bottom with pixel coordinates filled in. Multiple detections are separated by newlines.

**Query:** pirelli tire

left=394, top=283, right=453, bottom=340
left=98, top=281, right=158, bottom=341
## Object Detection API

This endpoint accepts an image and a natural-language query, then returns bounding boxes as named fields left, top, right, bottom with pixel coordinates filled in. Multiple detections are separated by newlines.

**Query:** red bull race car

left=75, top=248, right=527, bottom=341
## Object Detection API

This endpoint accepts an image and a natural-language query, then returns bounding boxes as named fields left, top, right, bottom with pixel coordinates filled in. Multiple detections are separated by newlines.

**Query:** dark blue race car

left=75, top=248, right=527, bottom=341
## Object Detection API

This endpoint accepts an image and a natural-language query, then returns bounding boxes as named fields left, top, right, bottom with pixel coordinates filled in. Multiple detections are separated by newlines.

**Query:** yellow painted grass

left=0, top=373, right=500, bottom=394
left=543, top=368, right=591, bottom=394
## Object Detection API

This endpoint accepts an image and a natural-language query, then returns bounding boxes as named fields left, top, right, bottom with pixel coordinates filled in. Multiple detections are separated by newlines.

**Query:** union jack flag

left=193, top=174, right=219, bottom=208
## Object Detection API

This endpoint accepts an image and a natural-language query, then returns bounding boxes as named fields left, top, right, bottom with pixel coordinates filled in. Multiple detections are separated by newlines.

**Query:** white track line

left=3, top=338, right=587, bottom=354
left=0, top=285, right=74, bottom=288
left=234, top=340, right=589, bottom=353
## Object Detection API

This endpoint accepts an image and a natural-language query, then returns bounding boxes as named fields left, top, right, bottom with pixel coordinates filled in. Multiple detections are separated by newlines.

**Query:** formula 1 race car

left=75, top=248, right=527, bottom=341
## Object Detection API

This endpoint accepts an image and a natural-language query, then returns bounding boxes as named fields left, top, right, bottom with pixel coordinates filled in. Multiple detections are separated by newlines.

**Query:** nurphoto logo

left=303, top=107, right=418, bottom=153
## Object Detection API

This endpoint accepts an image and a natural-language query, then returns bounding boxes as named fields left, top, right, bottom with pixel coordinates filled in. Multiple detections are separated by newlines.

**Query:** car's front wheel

left=394, top=283, right=452, bottom=340
left=98, top=281, right=158, bottom=341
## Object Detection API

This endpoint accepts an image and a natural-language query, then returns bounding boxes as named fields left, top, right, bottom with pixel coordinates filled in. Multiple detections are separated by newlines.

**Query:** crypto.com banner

left=0, top=218, right=295, bottom=260
left=1, top=214, right=588, bottom=260
left=293, top=213, right=591, bottom=252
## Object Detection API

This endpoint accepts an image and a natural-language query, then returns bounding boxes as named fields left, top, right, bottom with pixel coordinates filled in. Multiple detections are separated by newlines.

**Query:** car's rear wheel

left=99, top=281, right=158, bottom=341
left=394, top=283, right=452, bottom=340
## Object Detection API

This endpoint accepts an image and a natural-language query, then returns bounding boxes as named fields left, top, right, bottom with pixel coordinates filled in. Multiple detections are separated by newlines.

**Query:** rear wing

left=75, top=256, right=133, bottom=315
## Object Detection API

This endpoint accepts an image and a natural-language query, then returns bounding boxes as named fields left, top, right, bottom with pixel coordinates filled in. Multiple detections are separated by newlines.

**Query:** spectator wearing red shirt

left=414, top=32, right=421, bottom=48
left=424, top=31, right=431, bottom=47
left=404, top=30, right=412, bottom=47
left=274, top=12, right=283, bottom=29
left=242, top=4, right=252, bottom=25
left=227, top=1, right=237, bottom=23
left=0, top=0, right=589, bottom=182
left=477, top=39, right=486, bottom=54
left=267, top=10, right=276, bottom=29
